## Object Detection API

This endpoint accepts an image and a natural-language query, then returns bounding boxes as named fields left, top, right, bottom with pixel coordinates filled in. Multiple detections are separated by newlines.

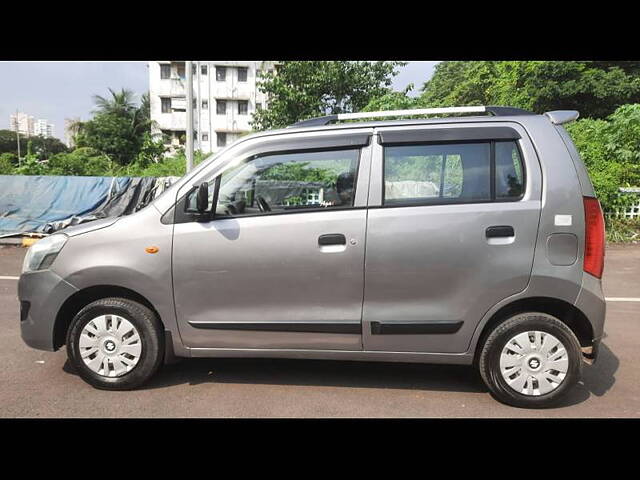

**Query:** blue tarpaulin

left=0, top=175, right=131, bottom=235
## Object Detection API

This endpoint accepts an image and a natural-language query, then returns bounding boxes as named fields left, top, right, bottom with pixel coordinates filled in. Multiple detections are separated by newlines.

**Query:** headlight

left=22, top=234, right=68, bottom=273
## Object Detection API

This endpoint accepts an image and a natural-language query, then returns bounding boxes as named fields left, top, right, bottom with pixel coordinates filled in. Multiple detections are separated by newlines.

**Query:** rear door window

left=383, top=140, right=524, bottom=205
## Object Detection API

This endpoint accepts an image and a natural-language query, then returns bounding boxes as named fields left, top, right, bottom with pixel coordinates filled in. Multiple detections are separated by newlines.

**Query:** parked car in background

left=18, top=106, right=606, bottom=408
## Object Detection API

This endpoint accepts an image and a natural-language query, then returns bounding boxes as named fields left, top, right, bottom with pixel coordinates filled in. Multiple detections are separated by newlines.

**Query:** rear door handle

left=486, top=226, right=515, bottom=238
left=318, top=234, right=346, bottom=246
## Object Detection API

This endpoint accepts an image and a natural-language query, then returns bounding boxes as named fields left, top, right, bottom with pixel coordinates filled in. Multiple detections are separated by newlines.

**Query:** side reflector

left=145, top=246, right=159, bottom=254
left=583, top=197, right=605, bottom=278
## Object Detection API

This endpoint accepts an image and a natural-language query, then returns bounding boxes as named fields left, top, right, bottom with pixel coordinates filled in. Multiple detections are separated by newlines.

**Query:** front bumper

left=18, top=269, right=78, bottom=351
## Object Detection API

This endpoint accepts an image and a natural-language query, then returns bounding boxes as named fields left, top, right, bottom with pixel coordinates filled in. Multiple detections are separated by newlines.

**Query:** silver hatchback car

left=18, top=106, right=606, bottom=408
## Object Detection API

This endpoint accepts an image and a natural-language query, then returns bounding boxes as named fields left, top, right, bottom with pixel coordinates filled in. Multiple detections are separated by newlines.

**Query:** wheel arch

left=472, top=296, right=594, bottom=366
left=53, top=285, right=163, bottom=351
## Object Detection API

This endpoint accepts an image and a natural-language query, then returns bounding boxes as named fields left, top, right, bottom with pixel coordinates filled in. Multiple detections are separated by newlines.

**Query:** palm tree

left=92, top=88, right=137, bottom=115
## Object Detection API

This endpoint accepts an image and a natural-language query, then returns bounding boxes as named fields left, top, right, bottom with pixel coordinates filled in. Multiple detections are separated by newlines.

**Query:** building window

left=238, top=100, right=248, bottom=115
left=161, top=130, right=172, bottom=144
left=202, top=133, right=209, bottom=142
left=177, top=63, right=185, bottom=80
left=216, top=66, right=226, bottom=81
left=160, top=64, right=171, bottom=79
left=256, top=102, right=262, bottom=111
left=193, top=98, right=197, bottom=109
left=216, top=100, right=227, bottom=115
left=161, top=97, right=171, bottom=113
left=201, top=65, right=208, bottom=75
left=217, top=132, right=227, bottom=147
left=238, top=67, right=248, bottom=82
left=202, top=100, right=208, bottom=109
left=192, top=64, right=197, bottom=75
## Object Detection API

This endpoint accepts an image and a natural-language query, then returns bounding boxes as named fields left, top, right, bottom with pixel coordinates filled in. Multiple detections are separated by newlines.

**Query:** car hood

left=59, top=217, right=121, bottom=237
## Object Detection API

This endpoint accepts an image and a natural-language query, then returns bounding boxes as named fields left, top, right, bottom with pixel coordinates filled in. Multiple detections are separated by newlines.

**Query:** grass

left=606, top=217, right=640, bottom=243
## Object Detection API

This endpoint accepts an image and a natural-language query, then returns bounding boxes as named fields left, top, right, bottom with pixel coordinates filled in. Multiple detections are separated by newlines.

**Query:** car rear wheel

left=478, top=312, right=583, bottom=408
left=66, top=297, right=164, bottom=390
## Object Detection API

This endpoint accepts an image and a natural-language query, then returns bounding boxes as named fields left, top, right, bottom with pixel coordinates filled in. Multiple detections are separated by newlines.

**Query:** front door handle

left=486, top=225, right=515, bottom=238
left=318, top=234, right=346, bottom=246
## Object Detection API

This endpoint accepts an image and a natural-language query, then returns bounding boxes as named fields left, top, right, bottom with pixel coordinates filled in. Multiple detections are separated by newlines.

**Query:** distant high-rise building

left=149, top=61, right=275, bottom=154
left=9, top=112, right=35, bottom=137
left=9, top=112, right=54, bottom=139
left=34, top=119, right=55, bottom=139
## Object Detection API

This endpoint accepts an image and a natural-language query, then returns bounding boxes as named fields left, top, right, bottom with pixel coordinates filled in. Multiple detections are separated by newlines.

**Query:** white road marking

left=0, top=276, right=19, bottom=280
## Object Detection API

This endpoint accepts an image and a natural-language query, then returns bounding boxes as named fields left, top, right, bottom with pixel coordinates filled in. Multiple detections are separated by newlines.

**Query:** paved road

left=0, top=244, right=638, bottom=417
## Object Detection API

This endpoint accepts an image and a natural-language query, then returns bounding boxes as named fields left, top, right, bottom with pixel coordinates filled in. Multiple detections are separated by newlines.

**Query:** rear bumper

left=574, top=272, right=606, bottom=364
left=18, top=270, right=78, bottom=351
left=581, top=338, right=600, bottom=365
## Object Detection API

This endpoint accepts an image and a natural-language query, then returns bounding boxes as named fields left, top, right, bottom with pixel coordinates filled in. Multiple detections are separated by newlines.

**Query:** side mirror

left=196, top=182, right=209, bottom=213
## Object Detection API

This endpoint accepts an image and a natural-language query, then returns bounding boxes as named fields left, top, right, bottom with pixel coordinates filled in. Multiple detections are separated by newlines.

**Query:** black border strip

left=370, top=321, right=463, bottom=335
left=188, top=321, right=362, bottom=334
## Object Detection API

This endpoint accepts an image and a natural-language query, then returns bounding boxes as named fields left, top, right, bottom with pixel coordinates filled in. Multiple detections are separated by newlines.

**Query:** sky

left=0, top=61, right=439, bottom=140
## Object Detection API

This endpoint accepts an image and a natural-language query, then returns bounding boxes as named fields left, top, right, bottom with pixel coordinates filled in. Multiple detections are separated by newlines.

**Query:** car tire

left=66, top=297, right=164, bottom=390
left=478, top=312, right=583, bottom=408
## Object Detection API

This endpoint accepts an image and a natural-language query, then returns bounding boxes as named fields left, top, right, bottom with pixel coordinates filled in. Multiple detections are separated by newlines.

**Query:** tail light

left=583, top=197, right=605, bottom=278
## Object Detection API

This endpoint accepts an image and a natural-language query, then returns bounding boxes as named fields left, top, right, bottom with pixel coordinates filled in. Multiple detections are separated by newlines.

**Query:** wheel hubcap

left=499, top=330, right=569, bottom=396
left=79, top=315, right=142, bottom=377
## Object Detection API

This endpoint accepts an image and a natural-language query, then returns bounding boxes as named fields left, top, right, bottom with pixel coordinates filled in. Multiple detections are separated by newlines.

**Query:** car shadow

left=547, top=338, right=619, bottom=409
left=143, top=357, right=487, bottom=394
left=62, top=338, right=618, bottom=407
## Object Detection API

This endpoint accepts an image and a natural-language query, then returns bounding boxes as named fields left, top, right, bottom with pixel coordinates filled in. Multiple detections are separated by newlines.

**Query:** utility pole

left=14, top=110, right=21, bottom=167
left=185, top=61, right=194, bottom=173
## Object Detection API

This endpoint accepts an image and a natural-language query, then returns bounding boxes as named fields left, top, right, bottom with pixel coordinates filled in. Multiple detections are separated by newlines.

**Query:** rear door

left=363, top=123, right=542, bottom=353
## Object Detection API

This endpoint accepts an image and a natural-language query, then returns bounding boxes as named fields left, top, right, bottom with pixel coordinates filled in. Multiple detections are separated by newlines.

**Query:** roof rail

left=289, top=105, right=534, bottom=128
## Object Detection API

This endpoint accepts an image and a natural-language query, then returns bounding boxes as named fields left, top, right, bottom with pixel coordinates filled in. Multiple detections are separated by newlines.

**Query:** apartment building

left=149, top=61, right=275, bottom=155
left=9, top=112, right=54, bottom=138
left=9, top=112, right=35, bottom=136
left=34, top=119, right=55, bottom=138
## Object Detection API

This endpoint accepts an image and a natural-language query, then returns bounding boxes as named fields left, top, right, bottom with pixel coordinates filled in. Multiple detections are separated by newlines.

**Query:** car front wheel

left=66, top=297, right=164, bottom=390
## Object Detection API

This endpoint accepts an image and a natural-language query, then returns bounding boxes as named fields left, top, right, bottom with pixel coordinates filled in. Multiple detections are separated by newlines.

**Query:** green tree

left=76, top=88, right=154, bottom=166
left=13, top=151, right=47, bottom=175
left=420, top=61, right=640, bottom=119
left=30, top=135, right=68, bottom=159
left=0, top=130, right=67, bottom=160
left=251, top=61, right=406, bottom=130
left=46, top=148, right=116, bottom=176
left=0, top=153, right=14, bottom=174
left=566, top=103, right=640, bottom=213
left=362, top=85, right=420, bottom=112
left=134, top=132, right=168, bottom=168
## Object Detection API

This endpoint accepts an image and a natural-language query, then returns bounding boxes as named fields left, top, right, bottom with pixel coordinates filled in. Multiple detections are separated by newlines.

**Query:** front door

left=172, top=145, right=370, bottom=351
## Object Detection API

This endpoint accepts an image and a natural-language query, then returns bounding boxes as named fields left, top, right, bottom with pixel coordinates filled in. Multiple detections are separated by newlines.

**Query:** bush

left=47, top=148, right=116, bottom=176
left=567, top=103, right=640, bottom=214
left=0, top=153, right=15, bottom=174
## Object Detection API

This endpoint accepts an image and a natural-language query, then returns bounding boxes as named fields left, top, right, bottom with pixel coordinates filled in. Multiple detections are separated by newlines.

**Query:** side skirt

left=186, top=347, right=474, bottom=365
